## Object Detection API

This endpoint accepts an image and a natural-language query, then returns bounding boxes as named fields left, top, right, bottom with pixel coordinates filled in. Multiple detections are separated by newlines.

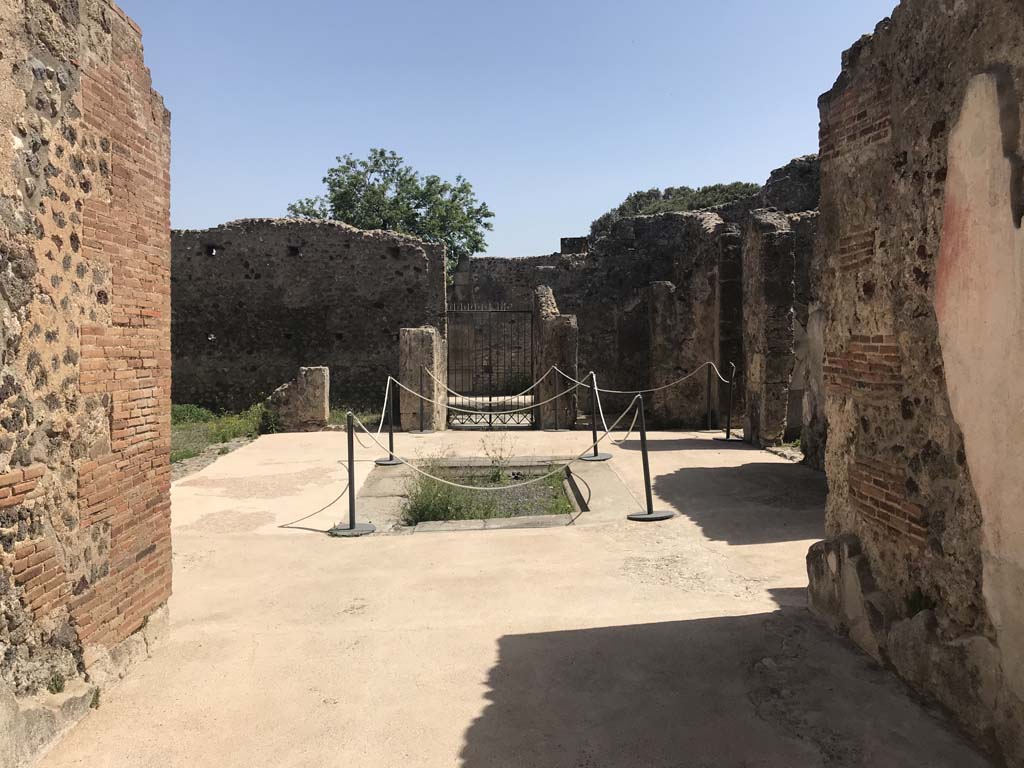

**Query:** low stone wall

left=172, top=219, right=447, bottom=412
left=809, top=1, right=1024, bottom=761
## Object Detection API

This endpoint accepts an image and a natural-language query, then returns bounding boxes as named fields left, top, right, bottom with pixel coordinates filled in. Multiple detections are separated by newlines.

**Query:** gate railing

left=446, top=307, right=535, bottom=428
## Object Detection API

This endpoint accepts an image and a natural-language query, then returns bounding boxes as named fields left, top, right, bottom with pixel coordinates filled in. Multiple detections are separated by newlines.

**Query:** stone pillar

left=648, top=281, right=704, bottom=426
left=533, top=287, right=578, bottom=428
left=742, top=210, right=798, bottom=446
left=262, top=367, right=330, bottom=432
left=399, top=327, right=447, bottom=431
left=716, top=226, right=745, bottom=430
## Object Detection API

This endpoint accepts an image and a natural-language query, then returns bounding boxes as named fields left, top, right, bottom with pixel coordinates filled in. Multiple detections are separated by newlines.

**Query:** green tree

left=289, top=149, right=494, bottom=275
left=590, top=181, right=760, bottom=238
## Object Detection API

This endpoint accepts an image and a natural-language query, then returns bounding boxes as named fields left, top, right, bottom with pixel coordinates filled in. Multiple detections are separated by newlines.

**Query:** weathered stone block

left=399, top=327, right=447, bottom=431
left=262, top=368, right=330, bottom=432
left=533, top=287, right=578, bottom=429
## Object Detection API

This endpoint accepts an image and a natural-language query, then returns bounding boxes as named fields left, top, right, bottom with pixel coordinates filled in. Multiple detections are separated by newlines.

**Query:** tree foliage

left=590, top=181, right=761, bottom=238
left=289, top=149, right=494, bottom=274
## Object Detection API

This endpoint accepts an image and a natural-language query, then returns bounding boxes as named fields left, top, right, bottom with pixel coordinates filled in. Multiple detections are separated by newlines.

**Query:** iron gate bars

left=446, top=307, right=535, bottom=428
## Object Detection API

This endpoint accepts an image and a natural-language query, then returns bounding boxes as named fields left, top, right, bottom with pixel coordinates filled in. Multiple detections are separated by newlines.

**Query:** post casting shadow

left=459, top=612, right=992, bottom=768
left=652, top=461, right=827, bottom=545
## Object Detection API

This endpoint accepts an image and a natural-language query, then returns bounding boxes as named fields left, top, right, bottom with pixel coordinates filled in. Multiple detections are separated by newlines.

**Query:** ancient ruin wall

left=0, top=1, right=171, bottom=761
left=811, top=1, right=1024, bottom=760
left=742, top=210, right=818, bottom=447
left=452, top=213, right=731, bottom=426
left=172, top=220, right=447, bottom=411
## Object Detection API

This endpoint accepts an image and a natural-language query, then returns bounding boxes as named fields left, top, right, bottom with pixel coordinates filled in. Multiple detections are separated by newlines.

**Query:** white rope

left=390, top=376, right=583, bottom=416
left=349, top=398, right=641, bottom=492
left=593, top=373, right=639, bottom=445
left=555, top=360, right=732, bottom=395
left=351, top=377, right=393, bottom=450
left=422, top=365, right=556, bottom=405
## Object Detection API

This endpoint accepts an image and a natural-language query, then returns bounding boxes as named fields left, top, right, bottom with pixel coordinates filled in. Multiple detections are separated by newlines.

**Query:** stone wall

left=0, top=2, right=172, bottom=764
left=742, top=210, right=818, bottom=447
left=808, top=1, right=1024, bottom=761
left=532, top=287, right=577, bottom=429
left=452, top=213, right=731, bottom=426
left=172, top=219, right=447, bottom=412
left=451, top=158, right=821, bottom=432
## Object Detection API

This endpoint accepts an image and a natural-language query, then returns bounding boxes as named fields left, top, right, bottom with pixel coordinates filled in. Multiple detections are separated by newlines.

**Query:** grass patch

left=329, top=407, right=382, bottom=429
left=401, top=462, right=572, bottom=526
left=170, top=404, right=265, bottom=464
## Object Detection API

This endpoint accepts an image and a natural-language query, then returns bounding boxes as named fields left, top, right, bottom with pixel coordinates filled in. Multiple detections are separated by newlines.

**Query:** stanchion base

left=627, top=511, right=676, bottom=523
left=713, top=435, right=745, bottom=443
left=407, top=430, right=435, bottom=436
left=328, top=523, right=377, bottom=538
left=375, top=457, right=402, bottom=467
left=581, top=453, right=613, bottom=462
left=543, top=428, right=571, bottom=433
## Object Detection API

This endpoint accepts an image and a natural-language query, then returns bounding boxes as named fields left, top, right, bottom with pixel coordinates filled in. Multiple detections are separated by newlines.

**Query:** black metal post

left=329, top=412, right=376, bottom=537
left=726, top=363, right=736, bottom=440
left=419, top=366, right=426, bottom=433
left=545, top=368, right=568, bottom=432
left=376, top=379, right=401, bottom=466
left=627, top=396, right=675, bottom=522
left=581, top=371, right=611, bottom=462
left=347, top=413, right=356, bottom=528
left=714, top=362, right=739, bottom=442
left=705, top=364, right=714, bottom=430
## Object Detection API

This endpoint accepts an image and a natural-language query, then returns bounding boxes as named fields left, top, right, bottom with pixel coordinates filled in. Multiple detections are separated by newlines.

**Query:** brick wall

left=172, top=220, right=447, bottom=411
left=0, top=1, right=171, bottom=757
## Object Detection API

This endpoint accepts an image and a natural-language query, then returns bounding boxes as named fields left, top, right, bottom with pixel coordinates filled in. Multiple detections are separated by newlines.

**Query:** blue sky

left=120, top=0, right=896, bottom=256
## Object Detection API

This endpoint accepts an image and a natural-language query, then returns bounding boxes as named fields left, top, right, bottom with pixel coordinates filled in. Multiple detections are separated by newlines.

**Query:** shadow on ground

left=617, top=437, right=763, bottom=453
left=652, top=460, right=827, bottom=545
left=459, top=611, right=991, bottom=768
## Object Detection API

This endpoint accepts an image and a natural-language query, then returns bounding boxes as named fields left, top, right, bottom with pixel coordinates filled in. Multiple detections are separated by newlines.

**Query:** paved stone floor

left=40, top=429, right=992, bottom=767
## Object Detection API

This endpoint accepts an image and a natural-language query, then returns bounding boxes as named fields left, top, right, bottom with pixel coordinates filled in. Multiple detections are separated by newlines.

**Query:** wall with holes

left=171, top=219, right=447, bottom=411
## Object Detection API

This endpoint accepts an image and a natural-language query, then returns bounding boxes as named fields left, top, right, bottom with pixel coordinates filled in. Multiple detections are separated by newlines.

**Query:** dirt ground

left=39, top=429, right=992, bottom=767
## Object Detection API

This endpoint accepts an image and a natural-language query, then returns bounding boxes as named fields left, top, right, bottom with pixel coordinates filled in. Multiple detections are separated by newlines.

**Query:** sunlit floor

left=40, top=429, right=991, bottom=767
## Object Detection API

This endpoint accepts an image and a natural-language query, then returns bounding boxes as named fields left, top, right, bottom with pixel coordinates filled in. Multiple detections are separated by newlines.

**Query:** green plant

left=400, top=459, right=571, bottom=526
left=171, top=404, right=216, bottom=425
left=47, top=671, right=65, bottom=695
left=170, top=403, right=266, bottom=464
left=330, top=408, right=382, bottom=429
left=90, top=688, right=100, bottom=709
left=591, top=181, right=760, bottom=238
left=170, top=448, right=201, bottom=464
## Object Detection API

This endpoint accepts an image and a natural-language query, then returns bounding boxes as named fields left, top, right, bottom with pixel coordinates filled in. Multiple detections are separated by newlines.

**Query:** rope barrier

left=555, top=360, right=731, bottom=394
left=350, top=396, right=641, bottom=492
left=352, top=377, right=393, bottom=450
left=421, top=365, right=556, bottom=405
left=389, top=375, right=584, bottom=416
left=593, top=374, right=639, bottom=445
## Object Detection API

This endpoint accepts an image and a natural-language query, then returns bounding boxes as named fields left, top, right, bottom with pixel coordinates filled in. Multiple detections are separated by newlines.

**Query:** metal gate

left=446, top=306, right=535, bottom=428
